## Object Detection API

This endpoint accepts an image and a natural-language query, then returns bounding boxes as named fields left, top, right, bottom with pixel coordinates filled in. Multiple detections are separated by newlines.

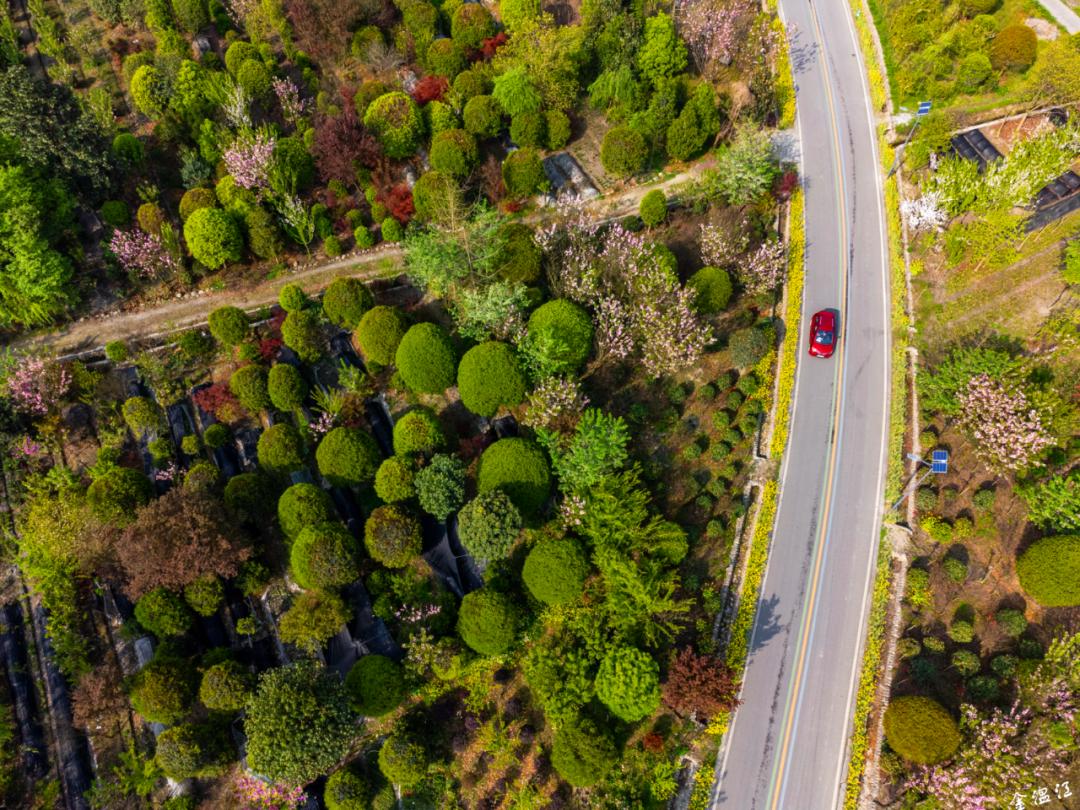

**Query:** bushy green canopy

left=457, top=341, right=527, bottom=416
left=316, top=427, right=381, bottom=488
left=395, top=322, right=457, bottom=393
left=344, top=654, right=407, bottom=717
left=456, top=588, right=519, bottom=655
left=477, top=438, right=551, bottom=516
left=882, top=696, right=961, bottom=765
left=290, top=521, right=362, bottom=590
left=1017, top=534, right=1080, bottom=607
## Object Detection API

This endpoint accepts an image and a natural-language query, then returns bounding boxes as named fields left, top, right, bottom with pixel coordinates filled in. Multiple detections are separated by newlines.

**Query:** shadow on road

left=751, top=592, right=785, bottom=653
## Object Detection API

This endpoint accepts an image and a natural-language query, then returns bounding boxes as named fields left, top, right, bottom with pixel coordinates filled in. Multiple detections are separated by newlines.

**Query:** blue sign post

left=917, top=101, right=933, bottom=117
left=931, top=449, right=948, bottom=474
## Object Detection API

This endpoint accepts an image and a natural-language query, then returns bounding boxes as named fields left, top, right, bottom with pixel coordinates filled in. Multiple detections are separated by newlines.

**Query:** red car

left=808, top=310, right=837, bottom=358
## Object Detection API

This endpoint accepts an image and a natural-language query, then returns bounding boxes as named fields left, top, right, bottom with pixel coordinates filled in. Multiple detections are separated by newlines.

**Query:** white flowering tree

left=956, top=373, right=1053, bottom=473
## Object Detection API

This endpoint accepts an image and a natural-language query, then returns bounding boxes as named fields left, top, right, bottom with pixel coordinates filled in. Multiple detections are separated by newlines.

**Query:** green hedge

left=322, top=277, right=374, bottom=329
left=364, top=504, right=422, bottom=568
left=392, top=407, right=446, bottom=455
left=522, top=537, right=589, bottom=605
left=356, top=305, right=409, bottom=366
left=344, top=654, right=407, bottom=716
left=278, top=482, right=336, bottom=541
left=526, top=299, right=593, bottom=373
left=316, top=427, right=381, bottom=488
left=456, top=588, right=519, bottom=655
left=290, top=521, right=361, bottom=590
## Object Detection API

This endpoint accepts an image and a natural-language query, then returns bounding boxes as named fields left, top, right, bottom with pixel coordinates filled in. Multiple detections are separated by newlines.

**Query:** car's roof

left=813, top=310, right=836, bottom=329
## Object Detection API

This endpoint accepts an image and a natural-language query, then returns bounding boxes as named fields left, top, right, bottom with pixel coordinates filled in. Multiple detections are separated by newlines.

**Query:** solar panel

left=931, top=449, right=948, bottom=474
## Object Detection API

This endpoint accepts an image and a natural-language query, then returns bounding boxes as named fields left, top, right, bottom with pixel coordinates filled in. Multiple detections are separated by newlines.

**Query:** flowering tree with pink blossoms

left=224, top=131, right=276, bottom=192
left=677, top=0, right=756, bottom=77
left=2, top=356, right=72, bottom=418
left=108, top=229, right=180, bottom=279
left=699, top=222, right=749, bottom=268
left=523, top=375, right=590, bottom=433
left=539, top=212, right=712, bottom=376
left=272, top=78, right=307, bottom=125
left=956, top=373, right=1053, bottom=473
left=903, top=632, right=1080, bottom=809
left=230, top=773, right=306, bottom=810
left=735, top=239, right=786, bottom=295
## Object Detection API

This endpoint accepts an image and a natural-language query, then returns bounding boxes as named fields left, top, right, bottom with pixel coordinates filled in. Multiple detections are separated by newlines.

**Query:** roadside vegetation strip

left=769, top=187, right=805, bottom=458
left=772, top=15, right=797, bottom=130
left=880, top=138, right=910, bottom=507
left=842, top=541, right=893, bottom=810
left=845, top=0, right=888, bottom=111
left=725, top=479, right=780, bottom=674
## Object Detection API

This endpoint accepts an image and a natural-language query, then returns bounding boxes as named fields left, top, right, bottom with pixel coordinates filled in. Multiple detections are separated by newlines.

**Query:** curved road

left=711, top=0, right=891, bottom=807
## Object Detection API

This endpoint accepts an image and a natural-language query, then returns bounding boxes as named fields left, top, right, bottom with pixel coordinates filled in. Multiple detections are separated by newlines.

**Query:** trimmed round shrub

left=395, top=323, right=456, bottom=393
left=135, top=588, right=194, bottom=637
left=105, top=340, right=129, bottom=363
left=184, top=207, right=243, bottom=269
left=392, top=407, right=446, bottom=455
left=463, top=95, right=503, bottom=139
left=344, top=654, right=407, bottom=716
left=951, top=649, right=981, bottom=677
left=356, top=305, right=409, bottom=366
left=414, top=453, right=467, bottom=520
left=137, top=201, right=165, bottom=235
left=456, top=588, right=519, bottom=655
left=363, top=92, right=425, bottom=159
left=200, top=660, right=255, bottom=712
left=128, top=657, right=196, bottom=725
left=496, top=222, right=541, bottom=283
left=600, top=126, right=647, bottom=177
left=728, top=326, right=771, bottom=368
left=230, top=365, right=270, bottom=413
left=378, top=731, right=427, bottom=788
left=278, top=483, right=336, bottom=541
left=430, top=129, right=479, bottom=179
left=224, top=472, right=272, bottom=523
left=100, top=200, right=131, bottom=228
left=208, top=305, right=249, bottom=346
left=551, top=719, right=618, bottom=788
left=380, top=217, right=403, bottom=242
left=179, top=187, right=216, bottom=221
left=291, top=522, right=361, bottom=590
left=595, top=646, right=661, bottom=722
left=883, top=696, right=961, bottom=764
left=1017, top=535, right=1080, bottom=606
left=425, top=37, right=465, bottom=77
left=500, top=0, right=540, bottom=30
left=639, top=190, right=667, bottom=227
left=324, top=764, right=374, bottom=810
left=316, top=427, right=381, bottom=488
left=967, top=674, right=1001, bottom=702
left=510, top=112, right=545, bottom=148
left=278, top=282, right=307, bottom=313
left=522, top=537, right=589, bottom=605
left=375, top=456, right=417, bottom=503
left=184, top=574, right=224, bottom=616
left=354, top=226, right=375, bottom=249
left=546, top=109, right=572, bottom=150
left=224, top=40, right=258, bottom=75
left=451, top=2, right=495, bottom=48
left=689, top=266, right=733, bottom=313
left=453, top=68, right=490, bottom=101
left=457, top=490, right=522, bottom=563
left=247, top=206, right=284, bottom=259
left=112, top=132, right=144, bottom=165
left=278, top=590, right=350, bottom=653
left=956, top=52, right=993, bottom=93
left=354, top=79, right=391, bottom=119
left=281, top=309, right=323, bottom=363
left=236, top=58, right=271, bottom=99
left=412, top=170, right=456, bottom=222
left=364, top=505, right=422, bottom=568
left=948, top=619, right=974, bottom=644
left=257, top=423, right=306, bottom=473
left=351, top=24, right=384, bottom=59
left=457, top=341, right=527, bottom=416
left=130, top=64, right=168, bottom=117
left=204, top=423, right=230, bottom=450
left=961, top=0, right=997, bottom=13
left=155, top=721, right=232, bottom=779
left=87, top=466, right=153, bottom=524
left=526, top=299, right=593, bottom=373
left=995, top=607, right=1028, bottom=637
left=501, top=148, right=547, bottom=197
left=322, top=277, right=374, bottom=329
left=268, top=363, right=308, bottom=411
left=477, top=438, right=551, bottom=516
left=122, top=395, right=163, bottom=439
left=991, top=654, right=1018, bottom=679
left=243, top=662, right=355, bottom=786
left=990, top=24, right=1037, bottom=71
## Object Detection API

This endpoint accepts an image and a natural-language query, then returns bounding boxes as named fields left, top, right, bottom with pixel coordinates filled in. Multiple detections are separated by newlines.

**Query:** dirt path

left=16, top=161, right=715, bottom=360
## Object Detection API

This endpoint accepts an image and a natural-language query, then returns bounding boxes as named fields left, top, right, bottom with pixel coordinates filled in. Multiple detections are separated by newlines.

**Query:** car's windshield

left=817, top=331, right=834, bottom=344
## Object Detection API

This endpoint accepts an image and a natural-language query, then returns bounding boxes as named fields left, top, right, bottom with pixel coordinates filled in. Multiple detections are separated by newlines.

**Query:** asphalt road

left=710, top=0, right=892, bottom=807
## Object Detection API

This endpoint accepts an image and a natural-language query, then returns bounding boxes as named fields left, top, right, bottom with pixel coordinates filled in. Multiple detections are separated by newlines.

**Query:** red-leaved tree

left=411, top=76, right=449, bottom=104
left=662, top=648, right=741, bottom=720
left=311, top=104, right=381, bottom=188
